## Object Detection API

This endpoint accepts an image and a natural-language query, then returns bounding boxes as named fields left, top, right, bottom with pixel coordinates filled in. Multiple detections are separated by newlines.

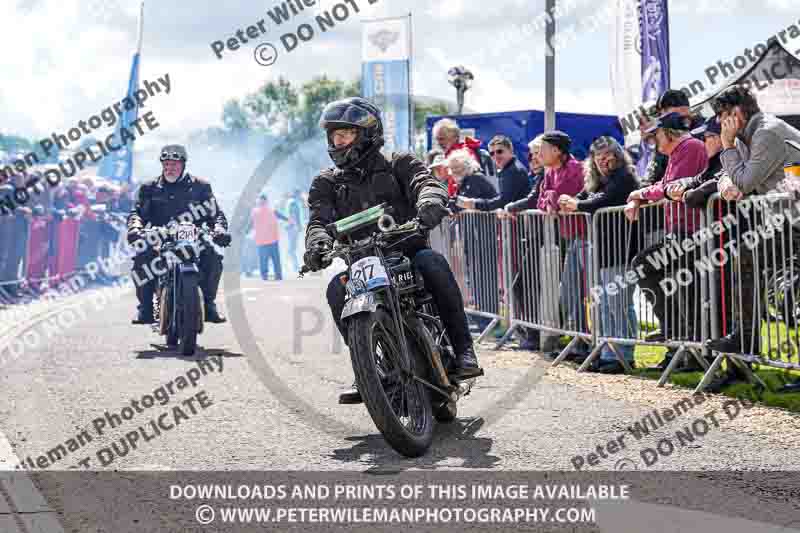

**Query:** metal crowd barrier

left=433, top=211, right=506, bottom=343
left=0, top=210, right=127, bottom=305
left=496, top=209, right=594, bottom=361
left=0, top=212, right=32, bottom=302
left=583, top=200, right=713, bottom=384
left=435, top=191, right=800, bottom=393
left=700, top=192, right=800, bottom=391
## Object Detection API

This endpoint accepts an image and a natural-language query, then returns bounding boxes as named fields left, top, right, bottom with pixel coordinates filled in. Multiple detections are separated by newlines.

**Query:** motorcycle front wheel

left=159, top=286, right=178, bottom=346
left=348, top=308, right=434, bottom=457
left=179, top=273, right=201, bottom=356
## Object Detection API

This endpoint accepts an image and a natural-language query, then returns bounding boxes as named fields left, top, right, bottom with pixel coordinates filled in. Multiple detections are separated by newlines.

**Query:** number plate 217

left=350, top=256, right=389, bottom=290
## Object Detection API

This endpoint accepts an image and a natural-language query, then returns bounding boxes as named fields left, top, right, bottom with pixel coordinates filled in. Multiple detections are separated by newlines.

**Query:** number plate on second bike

left=350, top=256, right=389, bottom=290
left=176, top=224, right=197, bottom=242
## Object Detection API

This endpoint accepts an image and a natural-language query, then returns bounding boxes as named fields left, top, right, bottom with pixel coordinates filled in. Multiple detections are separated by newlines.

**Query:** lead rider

left=303, top=97, right=482, bottom=404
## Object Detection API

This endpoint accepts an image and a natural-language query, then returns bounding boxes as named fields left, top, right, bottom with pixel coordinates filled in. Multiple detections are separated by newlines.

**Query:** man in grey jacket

left=705, top=85, right=800, bottom=391
left=714, top=85, right=800, bottom=199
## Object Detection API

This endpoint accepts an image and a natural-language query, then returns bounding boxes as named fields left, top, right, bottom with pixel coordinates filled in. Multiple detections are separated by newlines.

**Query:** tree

left=293, top=76, right=360, bottom=139
left=410, top=99, right=458, bottom=159
left=0, top=134, right=34, bottom=154
left=414, top=101, right=452, bottom=132
left=222, top=99, right=251, bottom=132
left=214, top=75, right=360, bottom=141
left=242, top=77, right=299, bottom=134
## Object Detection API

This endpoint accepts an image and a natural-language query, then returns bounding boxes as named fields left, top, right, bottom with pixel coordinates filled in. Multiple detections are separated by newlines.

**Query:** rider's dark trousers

left=132, top=248, right=223, bottom=317
left=326, top=248, right=473, bottom=355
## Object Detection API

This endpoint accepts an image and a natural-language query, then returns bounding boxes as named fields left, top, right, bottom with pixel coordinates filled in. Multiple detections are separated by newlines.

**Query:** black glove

left=127, top=228, right=142, bottom=245
left=212, top=226, right=232, bottom=247
left=417, top=201, right=450, bottom=229
left=213, top=232, right=232, bottom=247
left=303, top=239, right=332, bottom=271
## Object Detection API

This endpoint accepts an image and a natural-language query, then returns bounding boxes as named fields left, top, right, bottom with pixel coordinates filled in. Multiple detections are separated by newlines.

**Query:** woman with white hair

left=558, top=135, right=640, bottom=373
left=433, top=118, right=494, bottom=195
left=447, top=149, right=495, bottom=203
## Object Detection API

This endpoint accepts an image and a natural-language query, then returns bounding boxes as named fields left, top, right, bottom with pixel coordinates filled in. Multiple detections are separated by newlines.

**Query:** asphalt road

left=0, top=275, right=799, bottom=531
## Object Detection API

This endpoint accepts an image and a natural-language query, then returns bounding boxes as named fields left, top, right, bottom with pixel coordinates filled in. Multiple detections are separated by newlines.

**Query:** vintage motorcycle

left=301, top=204, right=480, bottom=457
left=141, top=221, right=211, bottom=356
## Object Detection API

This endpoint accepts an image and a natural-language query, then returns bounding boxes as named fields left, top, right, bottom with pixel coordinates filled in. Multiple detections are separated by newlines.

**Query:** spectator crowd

left=0, top=166, right=134, bottom=303
left=427, top=84, right=800, bottom=392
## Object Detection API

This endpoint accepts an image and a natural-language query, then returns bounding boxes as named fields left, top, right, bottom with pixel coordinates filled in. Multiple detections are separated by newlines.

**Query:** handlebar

left=299, top=218, right=427, bottom=277
left=138, top=223, right=214, bottom=251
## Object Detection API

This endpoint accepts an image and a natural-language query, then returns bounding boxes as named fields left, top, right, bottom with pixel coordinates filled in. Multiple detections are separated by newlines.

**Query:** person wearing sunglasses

left=127, top=144, right=231, bottom=325
left=456, top=135, right=530, bottom=212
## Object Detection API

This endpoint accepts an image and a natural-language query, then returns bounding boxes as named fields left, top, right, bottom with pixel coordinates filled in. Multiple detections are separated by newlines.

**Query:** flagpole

left=133, top=0, right=144, bottom=184
left=407, top=12, right=414, bottom=152
left=136, top=1, right=144, bottom=54
left=545, top=0, right=555, bottom=131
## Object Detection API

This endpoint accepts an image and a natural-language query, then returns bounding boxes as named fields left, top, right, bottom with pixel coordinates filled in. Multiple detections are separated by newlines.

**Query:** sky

left=1, top=0, right=799, bottom=150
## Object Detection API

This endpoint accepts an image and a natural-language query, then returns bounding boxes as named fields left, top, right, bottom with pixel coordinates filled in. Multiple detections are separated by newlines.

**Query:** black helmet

left=319, top=97, right=384, bottom=169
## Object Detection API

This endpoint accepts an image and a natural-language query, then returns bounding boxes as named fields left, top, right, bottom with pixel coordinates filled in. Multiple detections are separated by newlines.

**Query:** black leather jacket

left=675, top=151, right=723, bottom=209
left=127, top=173, right=228, bottom=233
left=305, top=150, right=448, bottom=250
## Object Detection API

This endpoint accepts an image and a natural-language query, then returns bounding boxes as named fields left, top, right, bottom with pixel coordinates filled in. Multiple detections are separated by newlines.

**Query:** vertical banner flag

left=361, top=16, right=412, bottom=154
left=98, top=1, right=143, bottom=183
left=609, top=0, right=642, bottom=146
left=638, top=0, right=670, bottom=174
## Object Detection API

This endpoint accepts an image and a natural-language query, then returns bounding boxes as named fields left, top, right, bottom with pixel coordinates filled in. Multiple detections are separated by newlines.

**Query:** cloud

left=423, top=0, right=467, bottom=21
left=1, top=0, right=796, bottom=148
left=765, top=0, right=800, bottom=11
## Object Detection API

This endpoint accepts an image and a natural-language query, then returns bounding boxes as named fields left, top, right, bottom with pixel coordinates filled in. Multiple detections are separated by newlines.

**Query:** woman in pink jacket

left=537, top=131, right=590, bottom=357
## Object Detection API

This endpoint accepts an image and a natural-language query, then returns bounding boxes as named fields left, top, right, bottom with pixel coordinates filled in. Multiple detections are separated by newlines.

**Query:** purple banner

left=638, top=0, right=670, bottom=174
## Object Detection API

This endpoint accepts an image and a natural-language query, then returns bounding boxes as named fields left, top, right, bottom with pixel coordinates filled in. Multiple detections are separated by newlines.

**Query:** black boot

left=205, top=302, right=227, bottom=323
left=451, top=346, right=483, bottom=380
left=338, top=377, right=397, bottom=405
left=706, top=362, right=751, bottom=393
left=518, top=328, right=540, bottom=351
left=647, top=349, right=676, bottom=371
left=134, top=280, right=155, bottom=324
left=589, top=359, right=634, bottom=374
left=132, top=307, right=155, bottom=324
left=339, top=384, right=362, bottom=405
left=706, top=332, right=757, bottom=355
left=777, top=377, right=800, bottom=394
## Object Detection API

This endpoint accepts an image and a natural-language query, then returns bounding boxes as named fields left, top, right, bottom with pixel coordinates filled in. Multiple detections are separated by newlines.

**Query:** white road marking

left=1, top=474, right=51, bottom=513
left=0, top=300, right=73, bottom=532
left=0, top=431, right=18, bottom=470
